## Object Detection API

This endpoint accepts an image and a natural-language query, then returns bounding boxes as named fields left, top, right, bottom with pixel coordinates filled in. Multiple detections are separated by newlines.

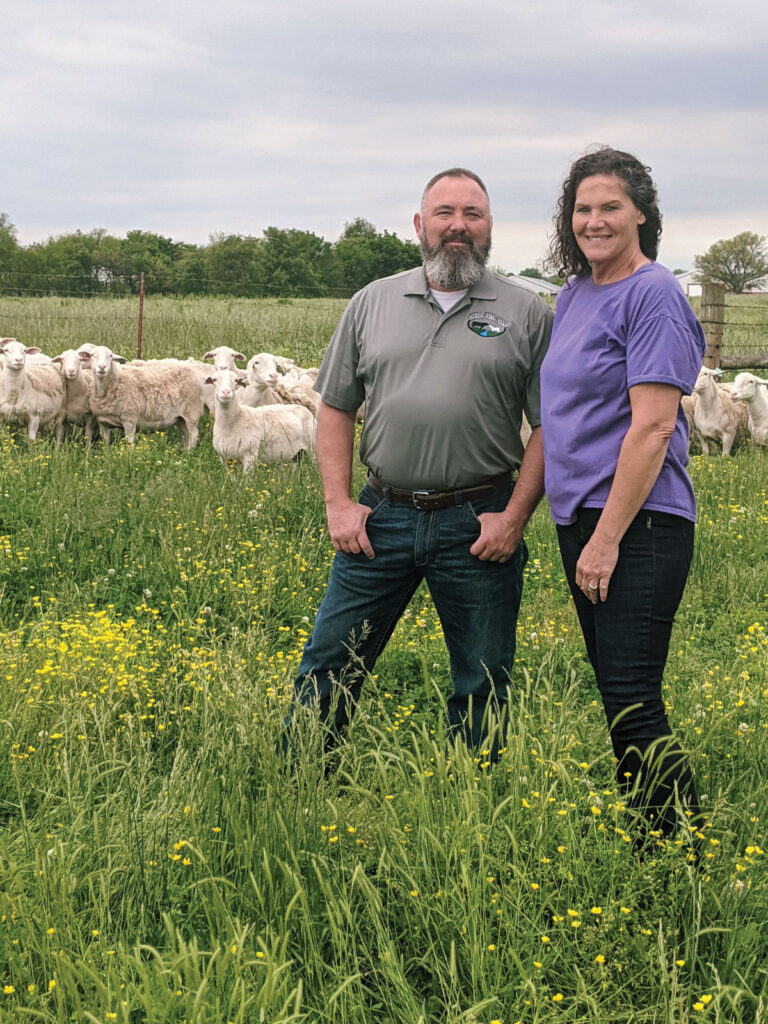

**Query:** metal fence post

left=137, top=272, right=145, bottom=359
left=700, top=282, right=725, bottom=369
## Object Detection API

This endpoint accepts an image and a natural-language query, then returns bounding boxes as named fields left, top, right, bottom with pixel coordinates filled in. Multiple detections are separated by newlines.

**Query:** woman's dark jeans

left=557, top=507, right=700, bottom=837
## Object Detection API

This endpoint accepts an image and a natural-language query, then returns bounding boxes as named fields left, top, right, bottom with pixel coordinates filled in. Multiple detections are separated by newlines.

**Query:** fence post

left=137, top=272, right=145, bottom=359
left=700, top=282, right=725, bottom=369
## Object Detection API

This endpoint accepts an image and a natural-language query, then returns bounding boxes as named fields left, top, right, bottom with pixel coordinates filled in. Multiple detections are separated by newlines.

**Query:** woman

left=540, top=147, right=706, bottom=839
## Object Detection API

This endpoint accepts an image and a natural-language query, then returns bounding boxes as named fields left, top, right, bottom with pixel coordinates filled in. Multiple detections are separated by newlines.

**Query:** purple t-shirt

left=540, top=262, right=706, bottom=526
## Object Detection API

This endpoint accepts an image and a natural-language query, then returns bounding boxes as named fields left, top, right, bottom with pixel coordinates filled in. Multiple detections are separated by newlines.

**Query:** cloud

left=4, top=0, right=768, bottom=270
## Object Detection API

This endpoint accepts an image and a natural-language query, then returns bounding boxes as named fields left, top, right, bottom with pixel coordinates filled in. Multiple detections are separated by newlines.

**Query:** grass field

left=0, top=297, right=767, bottom=1023
left=1, top=289, right=767, bottom=368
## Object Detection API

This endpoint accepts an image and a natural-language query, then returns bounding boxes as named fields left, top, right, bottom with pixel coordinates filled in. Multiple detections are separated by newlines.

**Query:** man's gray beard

left=420, top=231, right=491, bottom=290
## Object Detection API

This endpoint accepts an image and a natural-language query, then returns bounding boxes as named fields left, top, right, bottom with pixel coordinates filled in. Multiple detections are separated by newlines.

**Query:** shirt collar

left=402, top=266, right=498, bottom=301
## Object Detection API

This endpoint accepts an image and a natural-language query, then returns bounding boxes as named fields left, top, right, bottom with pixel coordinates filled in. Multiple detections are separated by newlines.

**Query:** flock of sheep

left=0, top=339, right=321, bottom=472
left=2, top=336, right=767, bottom=469
left=685, top=366, right=768, bottom=455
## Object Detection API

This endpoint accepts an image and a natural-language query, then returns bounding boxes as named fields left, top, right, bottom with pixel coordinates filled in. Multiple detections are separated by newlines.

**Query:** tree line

left=0, top=214, right=422, bottom=298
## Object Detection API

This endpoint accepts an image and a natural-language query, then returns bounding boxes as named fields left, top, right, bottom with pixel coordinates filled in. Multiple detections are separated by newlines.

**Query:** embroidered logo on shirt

left=467, top=312, right=508, bottom=337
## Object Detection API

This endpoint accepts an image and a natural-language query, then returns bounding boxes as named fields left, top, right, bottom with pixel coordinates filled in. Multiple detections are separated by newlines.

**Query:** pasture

left=0, top=296, right=767, bottom=1023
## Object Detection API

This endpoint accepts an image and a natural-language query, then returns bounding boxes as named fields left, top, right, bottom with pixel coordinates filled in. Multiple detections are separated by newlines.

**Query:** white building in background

left=505, top=273, right=561, bottom=297
left=675, top=271, right=702, bottom=298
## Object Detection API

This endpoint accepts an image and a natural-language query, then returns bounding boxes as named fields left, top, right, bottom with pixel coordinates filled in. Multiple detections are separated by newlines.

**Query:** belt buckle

left=411, top=489, right=432, bottom=509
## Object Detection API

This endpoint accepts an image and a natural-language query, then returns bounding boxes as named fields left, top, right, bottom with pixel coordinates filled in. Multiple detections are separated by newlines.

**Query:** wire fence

left=0, top=270, right=355, bottom=300
left=2, top=279, right=768, bottom=369
left=690, top=289, right=768, bottom=369
left=0, top=291, right=349, bottom=367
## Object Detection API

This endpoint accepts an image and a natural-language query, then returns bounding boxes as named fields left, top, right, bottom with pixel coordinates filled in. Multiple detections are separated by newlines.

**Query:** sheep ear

left=202, top=375, right=216, bottom=386
left=234, top=352, right=246, bottom=362
left=202, top=351, right=215, bottom=361
left=714, top=368, right=724, bottom=377
left=51, top=355, right=63, bottom=364
left=236, top=376, right=248, bottom=388
left=113, top=354, right=127, bottom=364
left=24, top=346, right=42, bottom=355
left=78, top=350, right=91, bottom=363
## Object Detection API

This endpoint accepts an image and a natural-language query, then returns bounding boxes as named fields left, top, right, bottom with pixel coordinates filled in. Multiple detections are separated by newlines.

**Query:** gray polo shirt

left=315, top=266, right=553, bottom=491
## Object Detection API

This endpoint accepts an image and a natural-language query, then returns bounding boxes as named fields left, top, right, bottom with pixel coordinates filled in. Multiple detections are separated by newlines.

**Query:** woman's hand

left=575, top=534, right=619, bottom=604
left=573, top=383, right=682, bottom=605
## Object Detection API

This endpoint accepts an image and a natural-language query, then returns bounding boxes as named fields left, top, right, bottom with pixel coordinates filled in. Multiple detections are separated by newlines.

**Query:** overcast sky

left=4, top=0, right=768, bottom=273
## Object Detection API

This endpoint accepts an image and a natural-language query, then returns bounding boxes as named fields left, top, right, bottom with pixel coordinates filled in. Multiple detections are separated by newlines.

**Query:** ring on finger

left=588, top=581, right=598, bottom=590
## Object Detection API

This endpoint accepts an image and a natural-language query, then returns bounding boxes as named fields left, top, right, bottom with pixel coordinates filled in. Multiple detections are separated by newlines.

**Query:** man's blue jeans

left=557, top=507, right=699, bottom=835
left=291, top=481, right=527, bottom=753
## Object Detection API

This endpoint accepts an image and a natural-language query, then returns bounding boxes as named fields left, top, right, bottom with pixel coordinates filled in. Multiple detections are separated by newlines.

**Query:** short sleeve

left=626, top=313, right=706, bottom=395
left=523, top=299, right=554, bottom=427
left=314, top=293, right=366, bottom=410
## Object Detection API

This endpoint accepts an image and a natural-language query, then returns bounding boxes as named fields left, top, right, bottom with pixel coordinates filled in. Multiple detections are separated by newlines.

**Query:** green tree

left=170, top=243, right=208, bottom=295
left=118, top=230, right=186, bottom=293
left=693, top=231, right=768, bottom=294
left=15, top=230, right=103, bottom=296
left=0, top=213, right=19, bottom=279
left=518, top=266, right=543, bottom=279
left=334, top=219, right=421, bottom=292
left=203, top=234, right=264, bottom=296
left=260, top=227, right=343, bottom=296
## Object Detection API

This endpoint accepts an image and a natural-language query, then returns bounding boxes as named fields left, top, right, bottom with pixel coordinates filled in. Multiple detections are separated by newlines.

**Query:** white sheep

left=241, top=352, right=284, bottom=406
left=0, top=339, right=65, bottom=440
left=201, top=346, right=246, bottom=373
left=204, top=369, right=315, bottom=473
left=691, top=367, right=750, bottom=455
left=239, top=352, right=285, bottom=407
left=51, top=348, right=97, bottom=441
left=729, top=372, right=768, bottom=446
left=680, top=393, right=703, bottom=450
left=270, top=378, right=321, bottom=414
left=82, top=345, right=205, bottom=449
left=0, top=337, right=52, bottom=367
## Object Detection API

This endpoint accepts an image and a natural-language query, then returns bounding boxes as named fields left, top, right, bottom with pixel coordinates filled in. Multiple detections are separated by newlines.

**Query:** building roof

left=505, top=273, right=561, bottom=296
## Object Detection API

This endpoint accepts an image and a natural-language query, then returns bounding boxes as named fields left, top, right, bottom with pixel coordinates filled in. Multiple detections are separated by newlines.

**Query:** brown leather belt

left=367, top=471, right=512, bottom=511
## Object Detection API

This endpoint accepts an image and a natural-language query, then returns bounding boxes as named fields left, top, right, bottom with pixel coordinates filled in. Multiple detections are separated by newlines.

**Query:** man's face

left=414, top=175, right=492, bottom=290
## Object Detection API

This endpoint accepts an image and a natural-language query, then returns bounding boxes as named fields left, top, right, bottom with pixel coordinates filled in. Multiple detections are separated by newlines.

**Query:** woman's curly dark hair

left=548, top=146, right=662, bottom=279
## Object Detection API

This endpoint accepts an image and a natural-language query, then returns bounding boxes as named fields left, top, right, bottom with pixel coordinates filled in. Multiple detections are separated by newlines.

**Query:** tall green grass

left=0, top=295, right=348, bottom=367
left=0, top=300, right=767, bottom=1022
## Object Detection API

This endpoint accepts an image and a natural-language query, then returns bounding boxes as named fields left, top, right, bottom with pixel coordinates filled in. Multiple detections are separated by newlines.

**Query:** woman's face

left=572, top=174, right=646, bottom=279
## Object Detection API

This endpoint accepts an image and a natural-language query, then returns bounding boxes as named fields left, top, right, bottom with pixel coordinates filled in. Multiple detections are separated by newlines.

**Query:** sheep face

left=88, top=346, right=127, bottom=381
left=202, top=347, right=246, bottom=373
left=2, top=340, right=28, bottom=371
left=247, top=353, right=279, bottom=386
left=52, top=349, right=85, bottom=381
left=1, top=340, right=43, bottom=372
left=692, top=366, right=723, bottom=395
left=730, top=372, right=768, bottom=402
left=207, top=369, right=247, bottom=408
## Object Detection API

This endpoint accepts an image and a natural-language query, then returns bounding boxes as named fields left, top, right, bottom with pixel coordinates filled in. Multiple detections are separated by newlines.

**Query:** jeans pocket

left=464, top=483, right=514, bottom=526
left=463, top=501, right=481, bottom=526
left=358, top=484, right=388, bottom=521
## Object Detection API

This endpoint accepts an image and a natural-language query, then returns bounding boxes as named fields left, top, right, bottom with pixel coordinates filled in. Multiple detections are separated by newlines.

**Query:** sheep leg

left=99, top=422, right=111, bottom=444
left=722, top=431, right=734, bottom=456
left=123, top=421, right=137, bottom=445
left=178, top=417, right=198, bottom=451
left=27, top=415, right=40, bottom=441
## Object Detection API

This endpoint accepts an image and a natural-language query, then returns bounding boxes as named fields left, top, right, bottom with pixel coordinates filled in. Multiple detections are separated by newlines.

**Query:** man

left=289, top=168, right=553, bottom=757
